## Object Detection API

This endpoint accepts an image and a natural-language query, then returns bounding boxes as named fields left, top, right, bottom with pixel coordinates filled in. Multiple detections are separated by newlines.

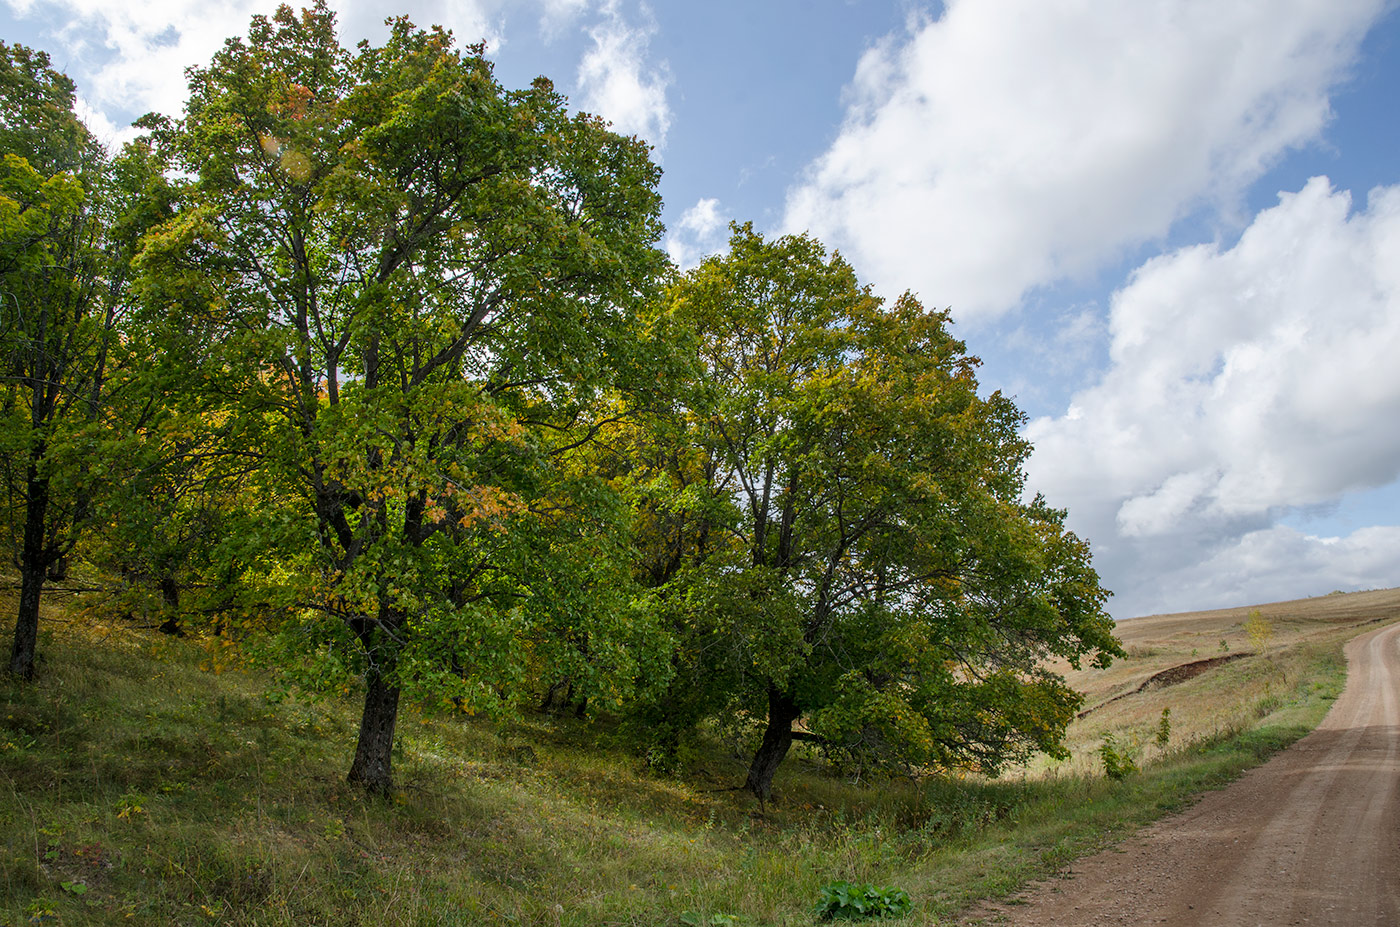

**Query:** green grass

left=0, top=605, right=1360, bottom=926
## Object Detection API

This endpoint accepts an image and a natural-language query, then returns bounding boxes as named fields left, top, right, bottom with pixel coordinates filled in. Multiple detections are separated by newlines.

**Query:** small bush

left=1244, top=609, right=1274, bottom=651
left=1098, top=734, right=1139, bottom=780
left=814, top=881, right=913, bottom=920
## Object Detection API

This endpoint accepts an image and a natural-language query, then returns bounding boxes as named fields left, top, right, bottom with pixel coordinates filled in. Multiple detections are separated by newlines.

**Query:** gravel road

left=961, top=621, right=1400, bottom=926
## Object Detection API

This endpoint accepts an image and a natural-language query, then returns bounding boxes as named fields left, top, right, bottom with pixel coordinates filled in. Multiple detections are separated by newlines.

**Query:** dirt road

left=962, top=622, right=1400, bottom=926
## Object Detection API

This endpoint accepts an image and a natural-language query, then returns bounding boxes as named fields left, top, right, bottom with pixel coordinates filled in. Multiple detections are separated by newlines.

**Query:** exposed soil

left=961, top=621, right=1400, bottom=926
left=1077, top=652, right=1252, bottom=718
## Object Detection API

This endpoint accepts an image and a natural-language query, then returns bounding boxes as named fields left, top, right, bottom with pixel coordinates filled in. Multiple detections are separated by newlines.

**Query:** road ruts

left=961, top=622, right=1400, bottom=927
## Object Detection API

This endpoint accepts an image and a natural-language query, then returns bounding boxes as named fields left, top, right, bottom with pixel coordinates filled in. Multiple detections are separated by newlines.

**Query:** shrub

left=814, top=881, right=913, bottom=920
left=1098, top=734, right=1139, bottom=780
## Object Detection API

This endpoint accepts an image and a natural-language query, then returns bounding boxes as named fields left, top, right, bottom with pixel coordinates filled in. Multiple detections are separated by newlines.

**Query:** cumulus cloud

left=784, top=0, right=1386, bottom=321
left=3, top=0, right=504, bottom=130
left=1124, top=526, right=1400, bottom=618
left=575, top=0, right=670, bottom=147
left=666, top=196, right=731, bottom=270
left=1025, top=177, right=1400, bottom=616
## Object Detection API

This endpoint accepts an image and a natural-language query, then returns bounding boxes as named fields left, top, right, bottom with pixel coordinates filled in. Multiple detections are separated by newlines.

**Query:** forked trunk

left=744, top=686, right=802, bottom=802
left=347, top=654, right=401, bottom=794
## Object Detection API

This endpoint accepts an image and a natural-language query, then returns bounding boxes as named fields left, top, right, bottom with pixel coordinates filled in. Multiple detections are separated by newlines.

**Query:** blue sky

left=6, top=0, right=1400, bottom=619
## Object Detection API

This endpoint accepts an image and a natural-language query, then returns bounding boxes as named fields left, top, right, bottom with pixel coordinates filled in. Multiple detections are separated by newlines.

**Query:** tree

left=135, top=4, right=667, bottom=792
left=659, top=226, right=1121, bottom=801
left=0, top=43, right=159, bottom=679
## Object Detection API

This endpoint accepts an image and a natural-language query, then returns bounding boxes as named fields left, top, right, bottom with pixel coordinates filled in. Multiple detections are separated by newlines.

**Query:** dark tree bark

left=347, top=648, right=402, bottom=795
left=157, top=576, right=183, bottom=636
left=744, top=685, right=802, bottom=802
left=8, top=461, right=52, bottom=680
left=9, top=560, right=44, bottom=680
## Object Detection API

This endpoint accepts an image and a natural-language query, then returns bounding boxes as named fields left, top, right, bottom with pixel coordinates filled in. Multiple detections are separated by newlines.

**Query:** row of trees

left=1, top=4, right=1121, bottom=801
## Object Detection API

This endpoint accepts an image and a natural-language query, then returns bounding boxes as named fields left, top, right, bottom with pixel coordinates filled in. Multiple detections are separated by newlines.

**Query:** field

left=3, top=586, right=1398, bottom=926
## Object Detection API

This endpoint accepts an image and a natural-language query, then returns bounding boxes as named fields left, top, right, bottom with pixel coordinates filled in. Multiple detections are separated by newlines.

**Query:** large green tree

left=0, top=43, right=160, bottom=679
left=136, top=4, right=667, bottom=792
left=653, top=226, right=1121, bottom=801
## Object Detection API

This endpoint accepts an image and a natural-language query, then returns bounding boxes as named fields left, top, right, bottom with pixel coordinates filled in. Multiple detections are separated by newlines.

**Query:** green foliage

left=633, top=225, right=1121, bottom=797
left=680, top=912, right=739, bottom=926
left=133, top=1, right=667, bottom=789
left=1156, top=707, right=1172, bottom=749
left=1, top=41, right=171, bottom=678
left=0, top=41, right=102, bottom=176
left=814, top=881, right=913, bottom=921
left=1098, top=733, right=1140, bottom=780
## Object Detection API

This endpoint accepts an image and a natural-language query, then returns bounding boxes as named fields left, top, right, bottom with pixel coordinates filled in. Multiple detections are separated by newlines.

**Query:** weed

left=1155, top=708, right=1172, bottom=749
left=1098, top=734, right=1139, bottom=780
left=814, top=881, right=913, bottom=920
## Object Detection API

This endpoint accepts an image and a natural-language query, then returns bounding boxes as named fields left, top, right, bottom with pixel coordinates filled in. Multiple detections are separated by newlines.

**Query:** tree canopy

left=1, top=41, right=161, bottom=679
left=634, top=226, right=1120, bottom=799
left=3, top=5, right=1120, bottom=803
left=133, top=2, right=668, bottom=791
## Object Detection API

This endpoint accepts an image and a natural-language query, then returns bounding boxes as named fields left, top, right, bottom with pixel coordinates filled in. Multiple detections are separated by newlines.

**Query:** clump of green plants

left=1098, top=734, right=1139, bottom=780
left=1155, top=707, right=1172, bottom=749
left=814, top=881, right=913, bottom=920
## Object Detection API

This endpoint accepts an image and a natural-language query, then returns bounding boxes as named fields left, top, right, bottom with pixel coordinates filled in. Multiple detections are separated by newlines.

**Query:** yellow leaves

left=257, top=132, right=313, bottom=181
left=456, top=484, right=527, bottom=531
left=280, top=149, right=313, bottom=182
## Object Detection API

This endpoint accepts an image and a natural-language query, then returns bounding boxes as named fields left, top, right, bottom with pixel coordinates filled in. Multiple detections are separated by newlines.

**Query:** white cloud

left=666, top=196, right=731, bottom=270
left=3, top=0, right=504, bottom=129
left=1124, top=525, right=1400, bottom=618
left=73, top=93, right=139, bottom=151
left=784, top=0, right=1386, bottom=321
left=536, top=0, right=588, bottom=39
left=1025, top=176, right=1400, bottom=617
left=575, top=0, right=670, bottom=147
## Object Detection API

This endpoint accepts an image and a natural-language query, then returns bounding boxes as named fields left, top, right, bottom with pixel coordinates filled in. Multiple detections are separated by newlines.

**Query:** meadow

left=4, top=586, right=1397, bottom=926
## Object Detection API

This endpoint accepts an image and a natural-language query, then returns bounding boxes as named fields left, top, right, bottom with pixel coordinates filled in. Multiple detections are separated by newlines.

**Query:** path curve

left=961, top=621, right=1400, bottom=926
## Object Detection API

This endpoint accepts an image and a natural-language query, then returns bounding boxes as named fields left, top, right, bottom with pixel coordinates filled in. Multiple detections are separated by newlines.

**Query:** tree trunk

left=8, top=464, right=51, bottom=680
left=8, top=559, right=44, bottom=680
left=158, top=576, right=183, bottom=636
left=744, top=685, right=802, bottom=802
left=347, top=653, right=401, bottom=794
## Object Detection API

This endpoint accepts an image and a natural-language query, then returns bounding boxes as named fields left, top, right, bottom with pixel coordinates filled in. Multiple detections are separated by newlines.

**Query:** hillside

left=3, top=587, right=1397, bottom=925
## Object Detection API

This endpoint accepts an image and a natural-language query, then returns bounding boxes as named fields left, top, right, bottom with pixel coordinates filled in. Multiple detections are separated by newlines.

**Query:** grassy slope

left=3, top=588, right=1397, bottom=926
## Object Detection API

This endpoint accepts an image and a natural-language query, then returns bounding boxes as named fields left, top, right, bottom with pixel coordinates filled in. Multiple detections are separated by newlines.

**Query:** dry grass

left=1045, top=587, right=1400, bottom=776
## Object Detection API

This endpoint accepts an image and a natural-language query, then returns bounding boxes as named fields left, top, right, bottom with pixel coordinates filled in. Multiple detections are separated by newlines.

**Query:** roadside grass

left=0, top=588, right=1390, bottom=926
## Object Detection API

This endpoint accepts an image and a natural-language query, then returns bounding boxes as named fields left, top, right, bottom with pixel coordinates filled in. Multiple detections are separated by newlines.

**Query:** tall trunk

left=347, top=650, right=401, bottom=794
left=744, top=685, right=802, bottom=802
left=8, top=462, right=51, bottom=680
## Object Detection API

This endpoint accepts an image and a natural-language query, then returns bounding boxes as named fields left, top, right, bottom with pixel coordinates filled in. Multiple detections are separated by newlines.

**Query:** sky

left=5, top=0, right=1400, bottom=620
